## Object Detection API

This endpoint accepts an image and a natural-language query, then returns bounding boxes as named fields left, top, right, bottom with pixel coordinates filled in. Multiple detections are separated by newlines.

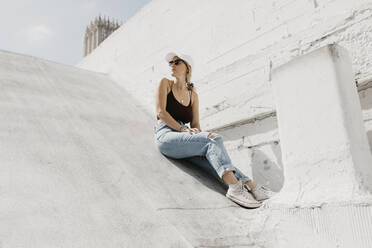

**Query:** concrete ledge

left=257, top=202, right=372, bottom=248
left=271, top=44, right=372, bottom=205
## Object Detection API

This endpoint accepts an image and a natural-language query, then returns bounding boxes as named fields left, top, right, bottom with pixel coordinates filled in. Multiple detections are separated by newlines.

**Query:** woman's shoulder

left=190, top=87, right=198, bottom=96
left=159, top=77, right=173, bottom=93
left=190, top=87, right=197, bottom=93
left=160, top=77, right=173, bottom=84
left=189, top=87, right=198, bottom=106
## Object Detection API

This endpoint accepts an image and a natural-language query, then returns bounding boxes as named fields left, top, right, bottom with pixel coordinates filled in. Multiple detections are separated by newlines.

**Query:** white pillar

left=271, top=44, right=372, bottom=205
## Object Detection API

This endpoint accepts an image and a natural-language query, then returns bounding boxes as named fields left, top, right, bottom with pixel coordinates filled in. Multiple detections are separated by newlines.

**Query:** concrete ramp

left=0, top=50, right=263, bottom=247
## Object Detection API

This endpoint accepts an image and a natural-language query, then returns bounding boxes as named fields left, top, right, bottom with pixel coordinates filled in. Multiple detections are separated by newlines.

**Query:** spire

left=83, top=15, right=123, bottom=57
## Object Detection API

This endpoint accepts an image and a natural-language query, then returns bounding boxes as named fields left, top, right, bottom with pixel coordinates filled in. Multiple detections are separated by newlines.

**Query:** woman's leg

left=155, top=122, right=251, bottom=184
left=186, top=156, right=252, bottom=186
left=211, top=136, right=252, bottom=185
left=184, top=156, right=224, bottom=183
left=154, top=122, right=265, bottom=207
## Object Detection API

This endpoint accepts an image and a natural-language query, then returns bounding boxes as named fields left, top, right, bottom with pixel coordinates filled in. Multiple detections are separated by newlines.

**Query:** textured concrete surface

left=2, top=47, right=372, bottom=247
left=77, top=0, right=372, bottom=190
left=271, top=44, right=372, bottom=204
left=2, top=1, right=372, bottom=245
left=260, top=44, right=372, bottom=248
left=78, top=0, right=372, bottom=132
left=0, top=50, right=268, bottom=247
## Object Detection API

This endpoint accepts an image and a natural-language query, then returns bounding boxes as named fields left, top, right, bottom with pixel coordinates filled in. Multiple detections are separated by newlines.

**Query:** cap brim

left=165, top=52, right=177, bottom=62
left=165, top=52, right=194, bottom=68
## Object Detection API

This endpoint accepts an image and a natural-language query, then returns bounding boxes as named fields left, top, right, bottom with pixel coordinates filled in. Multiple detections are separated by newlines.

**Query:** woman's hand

left=180, top=127, right=200, bottom=134
left=189, top=128, right=200, bottom=134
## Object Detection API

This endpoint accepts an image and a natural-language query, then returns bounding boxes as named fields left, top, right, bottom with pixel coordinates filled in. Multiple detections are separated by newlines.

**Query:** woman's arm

left=190, top=90, right=201, bottom=131
left=156, top=78, right=189, bottom=132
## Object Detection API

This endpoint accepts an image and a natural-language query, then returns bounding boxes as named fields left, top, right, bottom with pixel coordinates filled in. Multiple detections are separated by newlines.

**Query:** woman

left=154, top=52, right=270, bottom=208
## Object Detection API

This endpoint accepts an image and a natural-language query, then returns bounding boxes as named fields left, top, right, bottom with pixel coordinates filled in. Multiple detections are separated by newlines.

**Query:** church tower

left=84, top=16, right=121, bottom=57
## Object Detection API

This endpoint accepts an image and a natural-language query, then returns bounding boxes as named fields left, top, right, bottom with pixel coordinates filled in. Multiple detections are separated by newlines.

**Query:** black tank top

left=157, top=83, right=193, bottom=124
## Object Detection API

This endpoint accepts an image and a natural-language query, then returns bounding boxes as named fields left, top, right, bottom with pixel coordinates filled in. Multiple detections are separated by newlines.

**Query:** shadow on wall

left=251, top=142, right=284, bottom=192
left=359, top=87, right=372, bottom=154
left=163, top=139, right=285, bottom=194
left=164, top=156, right=228, bottom=195
left=214, top=116, right=284, bottom=191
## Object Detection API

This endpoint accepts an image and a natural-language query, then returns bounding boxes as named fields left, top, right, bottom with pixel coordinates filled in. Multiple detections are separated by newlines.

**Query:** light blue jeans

left=154, top=120, right=251, bottom=185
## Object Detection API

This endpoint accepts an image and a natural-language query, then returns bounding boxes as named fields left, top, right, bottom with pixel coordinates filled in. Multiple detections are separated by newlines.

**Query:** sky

left=0, top=0, right=152, bottom=65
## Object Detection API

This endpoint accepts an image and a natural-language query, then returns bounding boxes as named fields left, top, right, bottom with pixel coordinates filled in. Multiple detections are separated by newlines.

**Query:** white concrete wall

left=78, top=0, right=372, bottom=189
left=271, top=44, right=372, bottom=204
left=0, top=50, right=195, bottom=247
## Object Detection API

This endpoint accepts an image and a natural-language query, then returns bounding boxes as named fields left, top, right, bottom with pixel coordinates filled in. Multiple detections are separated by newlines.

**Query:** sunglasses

left=168, top=59, right=184, bottom=66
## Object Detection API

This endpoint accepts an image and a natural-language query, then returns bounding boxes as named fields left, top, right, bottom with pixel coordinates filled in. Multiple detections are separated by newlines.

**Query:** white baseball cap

left=165, top=52, right=194, bottom=68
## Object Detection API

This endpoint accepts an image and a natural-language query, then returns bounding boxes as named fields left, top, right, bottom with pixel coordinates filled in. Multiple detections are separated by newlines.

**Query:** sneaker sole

left=256, top=196, right=270, bottom=202
left=226, top=193, right=262, bottom=208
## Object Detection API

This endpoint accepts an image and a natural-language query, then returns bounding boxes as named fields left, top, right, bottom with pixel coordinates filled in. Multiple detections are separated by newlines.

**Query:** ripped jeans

left=153, top=120, right=251, bottom=185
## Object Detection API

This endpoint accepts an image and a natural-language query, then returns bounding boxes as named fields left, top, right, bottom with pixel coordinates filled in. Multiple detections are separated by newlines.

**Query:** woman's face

left=169, top=56, right=188, bottom=79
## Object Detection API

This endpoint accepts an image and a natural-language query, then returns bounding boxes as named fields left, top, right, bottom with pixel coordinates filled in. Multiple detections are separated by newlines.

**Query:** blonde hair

left=183, top=60, right=194, bottom=90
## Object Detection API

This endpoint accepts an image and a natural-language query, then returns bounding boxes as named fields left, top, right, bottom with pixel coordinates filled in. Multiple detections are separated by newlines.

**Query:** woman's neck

left=173, top=77, right=187, bottom=91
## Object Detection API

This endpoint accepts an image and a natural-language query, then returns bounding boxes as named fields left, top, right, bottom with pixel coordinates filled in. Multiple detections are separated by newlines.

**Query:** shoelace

left=254, top=185, right=272, bottom=196
left=244, top=184, right=270, bottom=194
left=238, top=183, right=256, bottom=200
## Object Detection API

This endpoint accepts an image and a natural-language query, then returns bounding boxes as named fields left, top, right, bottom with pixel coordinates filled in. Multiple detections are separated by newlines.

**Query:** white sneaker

left=244, top=184, right=273, bottom=202
left=226, top=180, right=262, bottom=208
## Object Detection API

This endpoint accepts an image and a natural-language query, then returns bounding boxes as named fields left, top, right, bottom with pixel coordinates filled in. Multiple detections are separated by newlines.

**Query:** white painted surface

left=271, top=44, right=372, bottom=204
left=76, top=1, right=372, bottom=186
left=0, top=49, right=280, bottom=247
left=77, top=0, right=372, bottom=132
left=2, top=46, right=372, bottom=248
left=3, top=0, right=372, bottom=246
left=260, top=203, right=372, bottom=248
left=0, top=50, right=194, bottom=247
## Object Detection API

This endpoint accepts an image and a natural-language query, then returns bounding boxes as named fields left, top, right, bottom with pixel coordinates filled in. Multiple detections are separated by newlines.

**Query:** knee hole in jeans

left=207, top=132, right=221, bottom=139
